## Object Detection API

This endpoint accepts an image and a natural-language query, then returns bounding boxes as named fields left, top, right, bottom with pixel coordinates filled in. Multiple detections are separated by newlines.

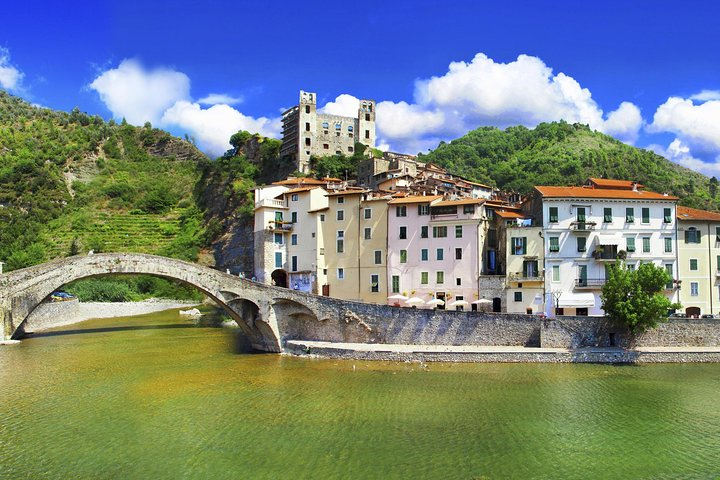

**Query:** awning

left=558, top=292, right=596, bottom=308
left=596, top=234, right=620, bottom=245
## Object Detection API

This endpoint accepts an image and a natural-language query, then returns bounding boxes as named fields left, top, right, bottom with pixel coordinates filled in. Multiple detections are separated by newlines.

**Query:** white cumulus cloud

left=0, top=47, right=25, bottom=92
left=162, top=101, right=280, bottom=157
left=648, top=96, right=720, bottom=152
left=89, top=59, right=281, bottom=157
left=689, top=90, right=720, bottom=102
left=647, top=138, right=720, bottom=176
left=373, top=52, right=643, bottom=153
left=318, top=94, right=362, bottom=117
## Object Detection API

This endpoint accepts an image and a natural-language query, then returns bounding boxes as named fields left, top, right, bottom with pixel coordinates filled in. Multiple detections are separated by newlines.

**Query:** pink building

left=386, top=195, right=485, bottom=310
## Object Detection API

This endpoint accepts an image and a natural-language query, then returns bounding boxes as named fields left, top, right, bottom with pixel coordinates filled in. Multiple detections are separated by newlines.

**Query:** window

left=364, top=208, right=372, bottom=219
left=577, top=236, right=587, bottom=252
left=371, top=274, right=379, bottom=293
left=337, top=230, right=344, bottom=238
left=291, top=211, right=298, bottom=223
left=716, top=226, right=720, bottom=243
left=455, top=225, right=463, bottom=238
left=291, top=256, right=298, bottom=272
left=664, top=237, right=672, bottom=253
left=642, top=237, right=650, bottom=253
left=685, top=228, right=701, bottom=244
left=337, top=197, right=344, bottom=204
left=576, top=207, right=586, bottom=223
left=464, top=204, right=475, bottom=214
left=421, top=272, right=429, bottom=284
left=400, top=250, right=408, bottom=263
left=322, top=121, right=329, bottom=129
left=364, top=227, right=372, bottom=240
left=512, top=237, right=527, bottom=255
left=291, top=234, right=297, bottom=245
left=275, top=252, right=282, bottom=269
left=433, top=226, right=447, bottom=238
left=291, top=194, right=299, bottom=201
left=604, top=207, right=612, bottom=223
left=336, top=239, right=344, bottom=253
left=549, top=206, right=559, bottom=223
left=664, top=208, right=672, bottom=223
left=436, top=248, right=444, bottom=261
left=549, top=237, right=559, bottom=252
left=274, top=233, right=283, bottom=245
left=305, top=122, right=310, bottom=131
left=421, top=249, right=429, bottom=261
left=323, top=143, right=329, bottom=150
left=305, top=105, right=310, bottom=114
left=456, top=278, right=462, bottom=286
left=320, top=247, right=324, bottom=255
left=690, top=259, right=698, bottom=271
left=626, top=207, right=635, bottom=223
left=665, top=264, right=673, bottom=289
left=418, top=204, right=430, bottom=215
left=396, top=206, right=407, bottom=217
left=336, top=210, right=344, bottom=221
left=335, top=123, right=341, bottom=130
left=691, top=282, right=699, bottom=296
left=337, top=268, right=345, bottom=280
left=348, top=146, right=353, bottom=152
left=392, top=275, right=400, bottom=293
left=642, top=207, right=650, bottom=224
left=365, top=130, right=370, bottom=139
left=348, top=125, right=353, bottom=132
left=552, top=265, right=560, bottom=282
left=626, top=237, right=636, bottom=252
left=436, top=271, right=444, bottom=284
left=421, top=226, right=429, bottom=238
left=365, top=113, right=370, bottom=121
left=399, top=226, right=407, bottom=239
left=320, top=214, right=325, bottom=222
left=374, top=250, right=382, bottom=265
left=523, top=260, right=539, bottom=278
left=455, top=248, right=463, bottom=260
left=305, top=138, right=311, bottom=146
left=514, top=291, right=522, bottom=302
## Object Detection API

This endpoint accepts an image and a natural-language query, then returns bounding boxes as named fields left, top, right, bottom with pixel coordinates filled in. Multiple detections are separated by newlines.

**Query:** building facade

left=280, top=91, right=376, bottom=174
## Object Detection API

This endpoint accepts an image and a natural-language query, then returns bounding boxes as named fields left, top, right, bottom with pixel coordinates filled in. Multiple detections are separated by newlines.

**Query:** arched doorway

left=271, top=269, right=288, bottom=288
left=492, top=297, right=502, bottom=313
left=685, top=306, right=701, bottom=318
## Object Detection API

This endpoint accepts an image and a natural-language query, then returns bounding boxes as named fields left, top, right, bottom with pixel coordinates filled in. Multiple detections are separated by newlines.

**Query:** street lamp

left=550, top=290, right=563, bottom=317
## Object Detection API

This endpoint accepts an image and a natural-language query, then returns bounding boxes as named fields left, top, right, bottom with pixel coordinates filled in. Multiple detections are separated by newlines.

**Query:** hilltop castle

left=280, top=91, right=376, bottom=173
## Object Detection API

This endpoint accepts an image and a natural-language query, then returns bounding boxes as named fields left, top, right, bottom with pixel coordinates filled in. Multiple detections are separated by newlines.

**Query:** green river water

left=2, top=308, right=720, bottom=479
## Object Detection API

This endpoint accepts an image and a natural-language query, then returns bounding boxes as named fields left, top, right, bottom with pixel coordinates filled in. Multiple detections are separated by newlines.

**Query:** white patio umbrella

left=427, top=298, right=445, bottom=307
left=404, top=297, right=426, bottom=307
left=448, top=299, right=469, bottom=308
left=472, top=299, right=492, bottom=305
left=387, top=294, right=409, bottom=301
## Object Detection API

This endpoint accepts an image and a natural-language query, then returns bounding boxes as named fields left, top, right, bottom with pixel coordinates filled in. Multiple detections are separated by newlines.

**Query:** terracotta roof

left=308, top=207, right=330, bottom=213
left=434, top=198, right=484, bottom=206
left=495, top=211, right=526, bottom=219
left=282, top=186, right=320, bottom=195
left=535, top=186, right=678, bottom=201
left=588, top=178, right=644, bottom=190
left=462, top=180, right=494, bottom=189
left=387, top=195, right=443, bottom=205
left=677, top=206, right=720, bottom=222
left=325, top=189, right=367, bottom=196
left=273, top=177, right=341, bottom=186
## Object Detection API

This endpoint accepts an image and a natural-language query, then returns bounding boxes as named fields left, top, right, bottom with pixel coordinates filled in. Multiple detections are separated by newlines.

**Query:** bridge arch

left=0, top=253, right=281, bottom=351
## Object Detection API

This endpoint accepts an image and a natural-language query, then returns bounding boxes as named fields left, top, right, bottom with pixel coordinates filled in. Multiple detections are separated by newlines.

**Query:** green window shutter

left=604, top=208, right=612, bottom=223
left=549, top=237, right=559, bottom=252
left=421, top=272, right=428, bottom=284
left=577, top=237, right=586, bottom=252
left=577, top=207, right=586, bottom=222
left=549, top=207, right=558, bottom=223
left=642, top=208, right=650, bottom=223
left=664, top=208, right=672, bottom=223
left=626, top=208, right=634, bottom=223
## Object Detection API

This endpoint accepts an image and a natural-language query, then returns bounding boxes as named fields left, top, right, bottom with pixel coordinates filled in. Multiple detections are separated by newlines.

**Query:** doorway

left=271, top=269, right=288, bottom=288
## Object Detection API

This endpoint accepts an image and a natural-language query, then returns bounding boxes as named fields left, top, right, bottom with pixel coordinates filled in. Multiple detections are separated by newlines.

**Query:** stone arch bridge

left=0, top=253, right=384, bottom=351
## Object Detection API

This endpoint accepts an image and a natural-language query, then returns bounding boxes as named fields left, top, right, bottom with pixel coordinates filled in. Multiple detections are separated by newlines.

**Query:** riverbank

left=286, top=340, right=720, bottom=364
left=22, top=298, right=201, bottom=333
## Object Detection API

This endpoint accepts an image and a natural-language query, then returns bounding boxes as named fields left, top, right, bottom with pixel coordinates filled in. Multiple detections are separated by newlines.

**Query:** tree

left=601, top=262, right=681, bottom=334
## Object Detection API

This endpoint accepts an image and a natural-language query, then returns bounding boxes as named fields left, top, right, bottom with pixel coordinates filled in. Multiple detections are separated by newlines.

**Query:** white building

left=527, top=178, right=679, bottom=316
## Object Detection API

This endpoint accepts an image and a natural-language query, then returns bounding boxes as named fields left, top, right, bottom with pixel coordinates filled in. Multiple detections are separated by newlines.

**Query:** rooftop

left=587, top=178, right=644, bottom=190
left=387, top=195, right=443, bottom=205
left=535, top=185, right=678, bottom=201
left=677, top=206, right=720, bottom=222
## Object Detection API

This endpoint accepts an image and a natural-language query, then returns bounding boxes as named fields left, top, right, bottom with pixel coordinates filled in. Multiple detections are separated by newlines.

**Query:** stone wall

left=541, top=316, right=720, bottom=348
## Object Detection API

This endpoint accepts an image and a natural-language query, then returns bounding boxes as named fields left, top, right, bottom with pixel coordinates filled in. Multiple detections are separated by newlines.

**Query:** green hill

left=418, top=122, right=718, bottom=209
left=0, top=90, right=210, bottom=272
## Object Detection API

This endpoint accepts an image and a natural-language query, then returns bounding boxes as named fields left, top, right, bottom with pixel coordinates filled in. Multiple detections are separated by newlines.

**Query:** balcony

left=268, top=220, right=293, bottom=232
left=508, top=272, right=544, bottom=283
left=575, top=278, right=605, bottom=289
left=255, top=198, right=287, bottom=209
left=570, top=221, right=597, bottom=232
left=592, top=246, right=619, bottom=261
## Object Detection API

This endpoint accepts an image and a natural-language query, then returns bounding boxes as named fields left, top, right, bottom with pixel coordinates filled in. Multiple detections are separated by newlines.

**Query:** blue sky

left=2, top=0, right=720, bottom=175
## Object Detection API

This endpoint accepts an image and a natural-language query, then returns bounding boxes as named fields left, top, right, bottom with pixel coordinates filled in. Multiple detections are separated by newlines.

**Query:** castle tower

left=358, top=99, right=376, bottom=150
left=296, top=91, right=317, bottom=173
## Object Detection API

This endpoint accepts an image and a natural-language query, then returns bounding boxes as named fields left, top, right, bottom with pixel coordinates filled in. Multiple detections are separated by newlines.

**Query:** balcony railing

left=592, top=251, right=619, bottom=261
left=255, top=198, right=286, bottom=209
left=268, top=220, right=293, bottom=232
left=575, top=278, right=605, bottom=288
left=570, top=221, right=597, bottom=231
left=509, top=272, right=544, bottom=282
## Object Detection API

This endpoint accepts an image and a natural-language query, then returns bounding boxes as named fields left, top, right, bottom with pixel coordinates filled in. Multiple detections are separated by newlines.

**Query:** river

left=1, top=308, right=720, bottom=479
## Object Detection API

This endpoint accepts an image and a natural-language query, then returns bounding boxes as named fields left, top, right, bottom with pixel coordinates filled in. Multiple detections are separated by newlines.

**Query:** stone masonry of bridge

left=4, top=253, right=720, bottom=358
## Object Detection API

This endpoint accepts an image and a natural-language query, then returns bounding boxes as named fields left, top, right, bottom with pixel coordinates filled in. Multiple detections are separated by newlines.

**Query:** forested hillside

left=419, top=122, right=719, bottom=209
left=0, top=90, right=210, bottom=272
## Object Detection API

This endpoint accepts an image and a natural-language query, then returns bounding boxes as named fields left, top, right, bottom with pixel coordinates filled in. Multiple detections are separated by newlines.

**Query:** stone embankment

left=22, top=298, right=199, bottom=333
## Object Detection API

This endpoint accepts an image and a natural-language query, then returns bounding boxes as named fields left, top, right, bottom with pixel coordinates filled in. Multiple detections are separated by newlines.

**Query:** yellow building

left=677, top=206, right=720, bottom=316
left=500, top=212, right=545, bottom=314
left=358, top=193, right=390, bottom=304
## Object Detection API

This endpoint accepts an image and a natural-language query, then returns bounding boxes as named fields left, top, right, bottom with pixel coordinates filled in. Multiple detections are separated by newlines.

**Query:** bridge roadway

left=0, top=253, right=382, bottom=351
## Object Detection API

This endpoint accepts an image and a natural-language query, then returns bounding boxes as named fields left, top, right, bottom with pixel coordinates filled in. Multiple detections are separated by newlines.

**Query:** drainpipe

left=708, top=222, right=713, bottom=314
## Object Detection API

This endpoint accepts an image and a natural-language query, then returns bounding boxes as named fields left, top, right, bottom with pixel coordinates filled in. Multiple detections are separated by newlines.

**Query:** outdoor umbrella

left=448, top=299, right=469, bottom=308
left=404, top=297, right=425, bottom=307
left=427, top=298, right=445, bottom=308
left=387, top=294, right=409, bottom=301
